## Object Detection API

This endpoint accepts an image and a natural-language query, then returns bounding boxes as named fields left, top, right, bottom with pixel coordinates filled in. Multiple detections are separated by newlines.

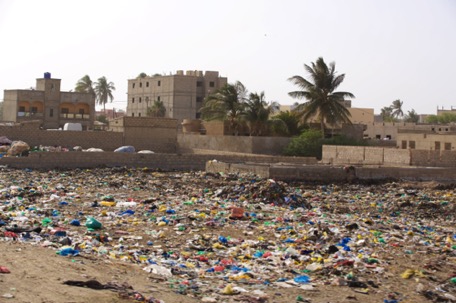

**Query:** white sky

left=1, top=0, right=455, bottom=115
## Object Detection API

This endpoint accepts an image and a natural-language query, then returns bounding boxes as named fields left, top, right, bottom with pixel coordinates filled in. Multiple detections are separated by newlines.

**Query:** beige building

left=2, top=73, right=95, bottom=130
left=126, top=70, right=227, bottom=121
left=397, top=125, right=456, bottom=150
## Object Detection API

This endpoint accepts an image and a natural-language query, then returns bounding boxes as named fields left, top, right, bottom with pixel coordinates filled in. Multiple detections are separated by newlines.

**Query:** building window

left=31, top=107, right=38, bottom=113
left=196, top=81, right=203, bottom=87
left=196, top=112, right=201, bottom=119
left=79, top=109, right=85, bottom=114
left=50, top=109, right=54, bottom=117
left=61, top=108, right=69, bottom=114
left=196, top=97, right=203, bottom=103
left=138, top=113, right=141, bottom=117
left=146, top=82, right=149, bottom=87
left=132, top=98, right=135, bottom=103
left=157, top=96, right=160, bottom=101
left=132, top=83, right=135, bottom=88
left=132, top=113, right=135, bottom=117
left=409, top=141, right=415, bottom=149
left=140, top=82, right=142, bottom=88
left=158, top=80, right=161, bottom=86
left=19, top=106, right=26, bottom=112
left=145, top=96, right=149, bottom=102
left=209, top=81, right=215, bottom=87
left=445, top=143, right=452, bottom=150
left=139, top=97, right=142, bottom=103
left=375, top=135, right=381, bottom=139
left=435, top=141, right=441, bottom=150
left=386, top=135, right=391, bottom=140
left=401, top=140, right=407, bottom=149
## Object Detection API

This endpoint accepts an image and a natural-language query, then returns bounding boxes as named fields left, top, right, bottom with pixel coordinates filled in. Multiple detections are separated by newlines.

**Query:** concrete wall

left=322, top=145, right=411, bottom=166
left=0, top=152, right=316, bottom=170
left=0, top=117, right=178, bottom=153
left=397, top=132, right=456, bottom=151
left=178, top=133, right=292, bottom=155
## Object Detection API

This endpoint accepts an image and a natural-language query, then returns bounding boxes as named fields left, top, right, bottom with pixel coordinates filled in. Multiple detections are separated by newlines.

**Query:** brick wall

left=410, top=150, right=456, bottom=167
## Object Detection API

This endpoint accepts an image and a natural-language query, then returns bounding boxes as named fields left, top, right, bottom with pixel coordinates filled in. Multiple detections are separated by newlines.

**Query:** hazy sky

left=1, top=0, right=455, bottom=115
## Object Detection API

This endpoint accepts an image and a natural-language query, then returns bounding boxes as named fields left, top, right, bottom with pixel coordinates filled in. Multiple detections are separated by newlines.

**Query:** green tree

left=147, top=100, right=166, bottom=117
left=243, top=92, right=279, bottom=136
left=380, top=106, right=396, bottom=122
left=272, top=110, right=304, bottom=136
left=425, top=115, right=439, bottom=123
left=75, top=75, right=95, bottom=96
left=200, top=81, right=247, bottom=135
left=288, top=57, right=354, bottom=138
left=94, top=76, right=116, bottom=113
left=137, top=72, right=148, bottom=79
left=391, top=99, right=404, bottom=118
left=96, top=114, right=108, bottom=124
left=403, top=109, right=419, bottom=123
left=284, top=129, right=323, bottom=158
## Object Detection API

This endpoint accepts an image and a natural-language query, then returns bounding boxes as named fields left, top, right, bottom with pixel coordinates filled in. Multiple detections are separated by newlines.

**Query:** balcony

left=17, top=112, right=44, bottom=118
left=60, top=113, right=91, bottom=120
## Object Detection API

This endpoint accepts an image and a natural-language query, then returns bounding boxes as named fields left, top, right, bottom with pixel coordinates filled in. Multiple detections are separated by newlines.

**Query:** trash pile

left=1, top=167, right=456, bottom=302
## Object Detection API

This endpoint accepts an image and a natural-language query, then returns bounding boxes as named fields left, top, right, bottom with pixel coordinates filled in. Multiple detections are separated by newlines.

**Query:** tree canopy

left=288, top=57, right=354, bottom=137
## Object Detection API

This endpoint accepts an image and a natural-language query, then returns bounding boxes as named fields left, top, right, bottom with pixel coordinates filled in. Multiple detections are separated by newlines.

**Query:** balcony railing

left=60, top=113, right=90, bottom=120
left=17, top=112, right=44, bottom=117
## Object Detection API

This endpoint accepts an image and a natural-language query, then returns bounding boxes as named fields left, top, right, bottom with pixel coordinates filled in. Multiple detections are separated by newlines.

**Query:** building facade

left=2, top=73, right=95, bottom=130
left=126, top=70, right=227, bottom=121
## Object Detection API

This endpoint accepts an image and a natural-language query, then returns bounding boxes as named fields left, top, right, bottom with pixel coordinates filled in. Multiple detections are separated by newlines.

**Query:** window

left=445, top=143, right=452, bottom=150
left=409, top=141, right=415, bottom=149
left=132, top=113, right=135, bottom=117
left=19, top=106, right=26, bottom=112
left=196, top=112, right=201, bottom=119
left=146, top=82, right=149, bottom=87
left=209, top=81, right=215, bottom=87
left=138, top=113, right=141, bottom=117
left=31, top=107, right=38, bottom=113
left=132, top=98, right=135, bottom=103
left=375, top=135, right=381, bottom=139
left=435, top=141, right=441, bottom=150
left=158, top=80, right=161, bottom=86
left=139, top=97, right=142, bottom=103
left=446, top=128, right=449, bottom=131
left=133, top=83, right=136, bottom=88
left=145, top=97, right=149, bottom=102
left=61, top=108, right=69, bottom=114
left=196, top=81, right=203, bottom=87
left=79, top=109, right=85, bottom=114
left=386, top=135, right=391, bottom=140
left=157, top=96, right=160, bottom=101
left=196, top=97, right=203, bottom=103
left=139, top=82, right=142, bottom=88
left=401, top=140, right=407, bottom=149
left=50, top=109, right=54, bottom=117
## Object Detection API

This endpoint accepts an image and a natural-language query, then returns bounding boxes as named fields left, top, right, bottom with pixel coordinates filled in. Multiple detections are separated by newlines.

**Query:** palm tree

left=288, top=57, right=354, bottom=137
left=147, top=100, right=166, bottom=117
left=391, top=99, right=404, bottom=118
left=404, top=109, right=419, bottom=123
left=199, top=81, right=247, bottom=135
left=380, top=106, right=395, bottom=122
left=75, top=75, right=95, bottom=96
left=273, top=110, right=304, bottom=136
left=94, top=76, right=115, bottom=113
left=244, top=92, right=279, bottom=136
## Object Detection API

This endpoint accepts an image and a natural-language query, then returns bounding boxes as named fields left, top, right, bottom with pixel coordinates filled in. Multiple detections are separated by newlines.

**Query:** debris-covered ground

left=1, top=167, right=456, bottom=303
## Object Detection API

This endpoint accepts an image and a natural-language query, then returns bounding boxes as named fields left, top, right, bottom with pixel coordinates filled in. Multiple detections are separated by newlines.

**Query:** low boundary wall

left=207, top=161, right=456, bottom=182
left=322, top=145, right=411, bottom=166
left=0, top=152, right=316, bottom=170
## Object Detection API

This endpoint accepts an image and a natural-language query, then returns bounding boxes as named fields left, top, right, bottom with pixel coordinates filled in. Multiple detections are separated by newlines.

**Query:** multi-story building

left=126, top=70, right=227, bottom=121
left=2, top=73, right=95, bottom=130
